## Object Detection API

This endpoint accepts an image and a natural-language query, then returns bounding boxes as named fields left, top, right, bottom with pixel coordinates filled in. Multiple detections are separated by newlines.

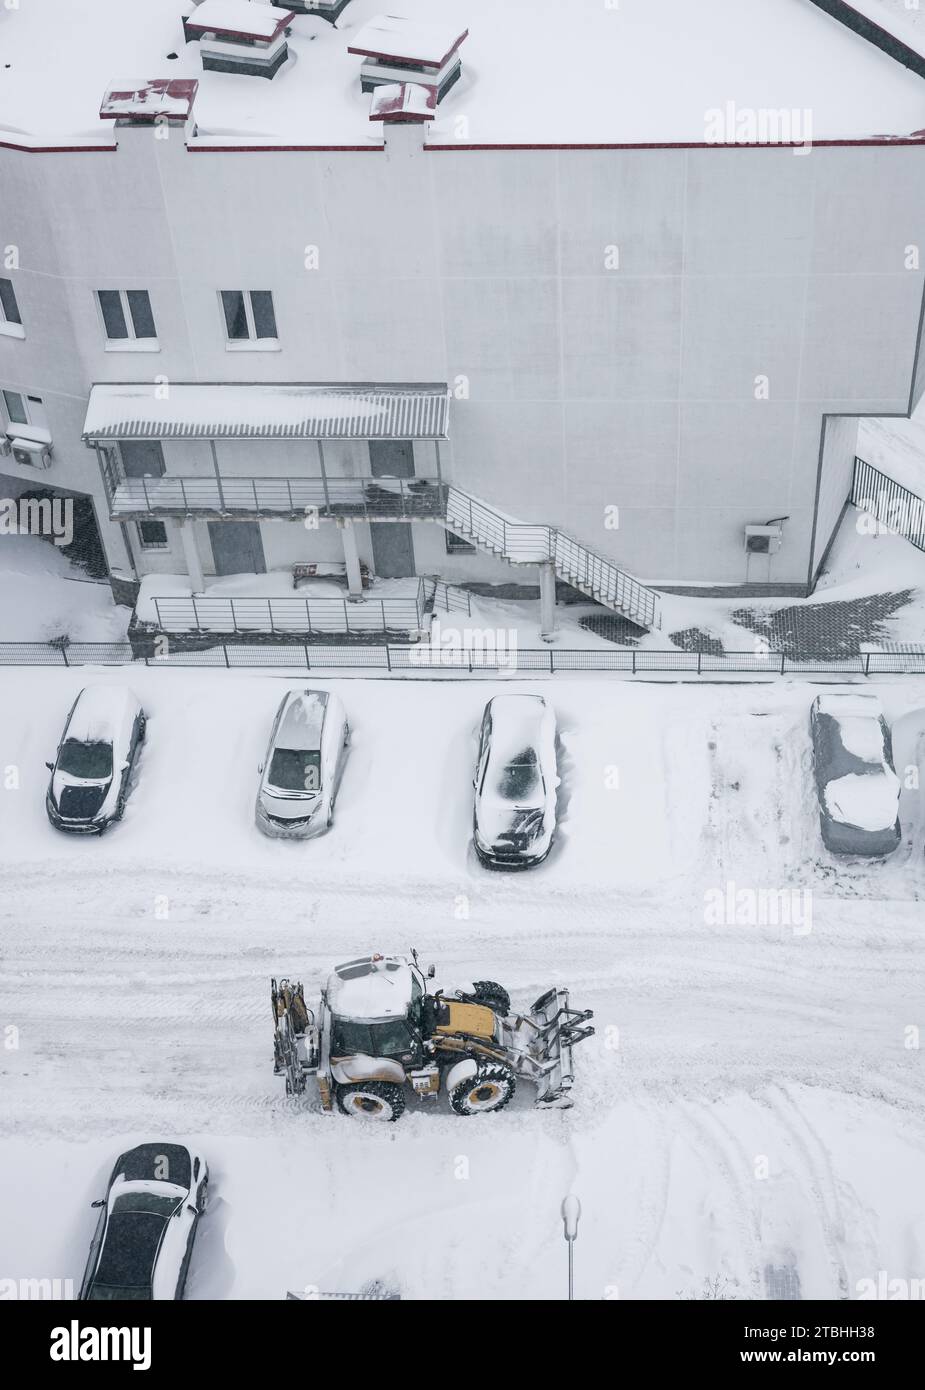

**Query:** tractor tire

left=336, top=1081, right=406, bottom=1122
left=449, top=1062, right=516, bottom=1117
left=471, top=981, right=511, bottom=1016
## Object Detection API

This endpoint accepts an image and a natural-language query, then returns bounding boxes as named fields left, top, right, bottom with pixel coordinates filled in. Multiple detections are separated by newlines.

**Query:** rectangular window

left=97, top=289, right=157, bottom=344
left=2, top=389, right=28, bottom=426
left=2, top=391, right=47, bottom=433
left=136, top=520, right=169, bottom=550
left=220, top=290, right=278, bottom=343
left=0, top=278, right=22, bottom=325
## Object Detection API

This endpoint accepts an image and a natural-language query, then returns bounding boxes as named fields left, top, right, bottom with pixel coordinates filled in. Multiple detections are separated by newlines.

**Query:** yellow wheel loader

left=271, top=952, right=593, bottom=1121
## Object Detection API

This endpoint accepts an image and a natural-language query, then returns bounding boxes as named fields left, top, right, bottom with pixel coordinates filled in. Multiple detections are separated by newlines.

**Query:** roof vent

left=348, top=13, right=468, bottom=103
left=99, top=79, right=199, bottom=126
left=183, top=1, right=295, bottom=80
left=368, top=81, right=436, bottom=124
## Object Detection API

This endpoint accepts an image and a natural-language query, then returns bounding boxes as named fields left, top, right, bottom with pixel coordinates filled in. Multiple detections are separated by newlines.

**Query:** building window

left=0, top=278, right=24, bottom=338
left=136, top=519, right=169, bottom=550
left=445, top=528, right=475, bottom=554
left=97, top=289, right=158, bottom=347
left=220, top=290, right=278, bottom=346
left=2, top=390, right=48, bottom=433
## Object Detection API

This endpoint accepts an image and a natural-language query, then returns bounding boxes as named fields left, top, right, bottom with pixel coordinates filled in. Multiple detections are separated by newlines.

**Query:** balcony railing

left=102, top=461, right=447, bottom=521
left=150, top=589, right=428, bottom=635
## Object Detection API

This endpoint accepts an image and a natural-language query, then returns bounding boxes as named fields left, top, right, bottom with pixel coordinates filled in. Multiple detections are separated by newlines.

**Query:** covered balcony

left=83, top=381, right=450, bottom=522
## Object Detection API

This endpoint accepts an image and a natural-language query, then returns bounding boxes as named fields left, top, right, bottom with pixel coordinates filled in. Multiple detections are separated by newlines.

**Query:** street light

left=561, top=1194, right=581, bottom=1301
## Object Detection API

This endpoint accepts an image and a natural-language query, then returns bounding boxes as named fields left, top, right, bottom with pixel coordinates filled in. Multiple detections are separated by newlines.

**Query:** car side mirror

left=120, top=760, right=130, bottom=771
left=187, top=1203, right=198, bottom=1215
left=90, top=1199, right=105, bottom=1208
left=427, top=964, right=436, bottom=979
left=257, top=763, right=264, bottom=775
left=45, top=761, right=54, bottom=771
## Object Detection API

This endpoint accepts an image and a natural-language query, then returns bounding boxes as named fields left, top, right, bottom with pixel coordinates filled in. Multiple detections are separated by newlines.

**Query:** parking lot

left=1, top=669, right=924, bottom=1299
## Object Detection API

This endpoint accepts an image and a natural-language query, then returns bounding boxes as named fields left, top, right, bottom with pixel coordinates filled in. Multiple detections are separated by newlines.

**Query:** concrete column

left=179, top=519, right=205, bottom=595
left=539, top=561, right=558, bottom=641
left=339, top=518, right=364, bottom=599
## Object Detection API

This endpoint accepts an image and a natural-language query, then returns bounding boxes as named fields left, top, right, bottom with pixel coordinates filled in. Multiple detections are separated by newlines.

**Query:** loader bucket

left=505, top=987, right=594, bottom=1107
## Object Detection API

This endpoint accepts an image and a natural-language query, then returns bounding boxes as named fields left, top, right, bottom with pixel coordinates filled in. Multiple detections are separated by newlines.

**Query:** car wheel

left=137, top=714, right=147, bottom=742
left=199, top=1180, right=209, bottom=1214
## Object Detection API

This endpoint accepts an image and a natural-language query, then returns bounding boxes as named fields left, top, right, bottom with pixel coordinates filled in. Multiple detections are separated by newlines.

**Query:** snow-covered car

left=473, top=694, right=559, bottom=868
left=79, top=1142, right=209, bottom=1301
left=810, top=693, right=901, bottom=857
left=256, top=689, right=349, bottom=839
left=45, top=685, right=146, bottom=834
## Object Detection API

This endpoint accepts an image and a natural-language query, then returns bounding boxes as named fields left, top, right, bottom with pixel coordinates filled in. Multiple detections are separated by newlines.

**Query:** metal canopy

left=82, top=382, right=450, bottom=442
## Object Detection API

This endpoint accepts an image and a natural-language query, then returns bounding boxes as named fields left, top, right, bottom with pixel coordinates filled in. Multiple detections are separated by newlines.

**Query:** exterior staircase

left=445, top=487, right=661, bottom=631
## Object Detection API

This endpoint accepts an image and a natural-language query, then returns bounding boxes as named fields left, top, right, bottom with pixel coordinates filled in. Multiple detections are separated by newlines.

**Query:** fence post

left=223, top=643, right=230, bottom=668
left=386, top=645, right=392, bottom=672
left=549, top=649, right=554, bottom=673
left=304, top=643, right=311, bottom=671
left=780, top=654, right=786, bottom=675
left=61, top=643, right=70, bottom=667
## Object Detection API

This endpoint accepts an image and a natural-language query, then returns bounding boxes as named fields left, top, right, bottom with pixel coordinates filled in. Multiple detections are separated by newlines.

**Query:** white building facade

left=1, top=1, right=925, bottom=632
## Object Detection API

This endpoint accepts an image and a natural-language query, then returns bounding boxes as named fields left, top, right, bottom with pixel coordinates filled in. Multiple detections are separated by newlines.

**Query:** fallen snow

left=823, top=769, right=900, bottom=831
left=3, top=0, right=925, bottom=145
left=0, top=536, right=128, bottom=642
left=1, top=670, right=925, bottom=1297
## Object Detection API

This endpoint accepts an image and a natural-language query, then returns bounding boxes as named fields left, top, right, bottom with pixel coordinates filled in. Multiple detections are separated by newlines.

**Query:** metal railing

left=105, top=470, right=447, bottom=521
left=4, top=640, right=925, bottom=674
left=444, top=487, right=660, bottom=629
left=851, top=456, right=925, bottom=551
left=150, top=589, right=427, bottom=635
left=426, top=579, right=473, bottom=615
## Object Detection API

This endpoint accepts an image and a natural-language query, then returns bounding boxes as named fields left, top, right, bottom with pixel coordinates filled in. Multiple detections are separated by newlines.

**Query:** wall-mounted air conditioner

left=744, top=523, right=783, bottom=555
left=9, top=436, right=52, bottom=469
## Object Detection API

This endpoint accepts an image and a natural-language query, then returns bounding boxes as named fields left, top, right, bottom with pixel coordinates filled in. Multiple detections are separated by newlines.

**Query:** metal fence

left=4, top=641, right=925, bottom=674
left=851, top=456, right=925, bottom=551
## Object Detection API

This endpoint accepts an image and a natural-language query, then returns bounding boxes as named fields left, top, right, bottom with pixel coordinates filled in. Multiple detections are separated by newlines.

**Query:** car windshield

left=267, top=748, right=321, bottom=793
left=497, top=747, right=540, bottom=802
left=111, top=1192, right=180, bottom=1218
left=332, top=1018, right=415, bottom=1057
left=58, top=739, right=112, bottom=779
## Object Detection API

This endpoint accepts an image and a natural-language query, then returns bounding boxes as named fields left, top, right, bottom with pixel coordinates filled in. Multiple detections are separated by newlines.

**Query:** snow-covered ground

left=0, top=537, right=128, bottom=642
left=1, top=668, right=923, bottom=1299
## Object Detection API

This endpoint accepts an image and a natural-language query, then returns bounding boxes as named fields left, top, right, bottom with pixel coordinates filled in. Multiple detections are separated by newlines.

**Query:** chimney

left=182, top=0, right=295, bottom=80
left=348, top=13, right=468, bottom=104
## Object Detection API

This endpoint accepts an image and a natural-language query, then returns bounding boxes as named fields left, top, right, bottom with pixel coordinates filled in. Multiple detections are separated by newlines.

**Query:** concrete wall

left=2, top=123, right=924, bottom=593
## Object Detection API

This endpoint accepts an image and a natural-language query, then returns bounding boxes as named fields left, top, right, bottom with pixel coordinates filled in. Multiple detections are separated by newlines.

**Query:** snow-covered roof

left=277, top=692, right=327, bottom=751
left=66, top=686, right=139, bottom=742
left=82, top=383, right=450, bottom=441
left=326, top=956, right=414, bottom=1021
left=369, top=82, right=436, bottom=122
left=184, top=1, right=295, bottom=43
left=348, top=14, right=469, bottom=67
left=2, top=0, right=925, bottom=147
left=99, top=78, right=198, bottom=123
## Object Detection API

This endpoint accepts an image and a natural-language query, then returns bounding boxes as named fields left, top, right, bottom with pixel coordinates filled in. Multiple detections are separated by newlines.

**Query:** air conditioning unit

left=744, top=523, right=783, bottom=555
left=9, top=436, right=52, bottom=469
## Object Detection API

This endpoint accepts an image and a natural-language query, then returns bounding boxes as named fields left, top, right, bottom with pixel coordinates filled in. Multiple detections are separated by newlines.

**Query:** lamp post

left=561, top=1194, right=581, bottom=1301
